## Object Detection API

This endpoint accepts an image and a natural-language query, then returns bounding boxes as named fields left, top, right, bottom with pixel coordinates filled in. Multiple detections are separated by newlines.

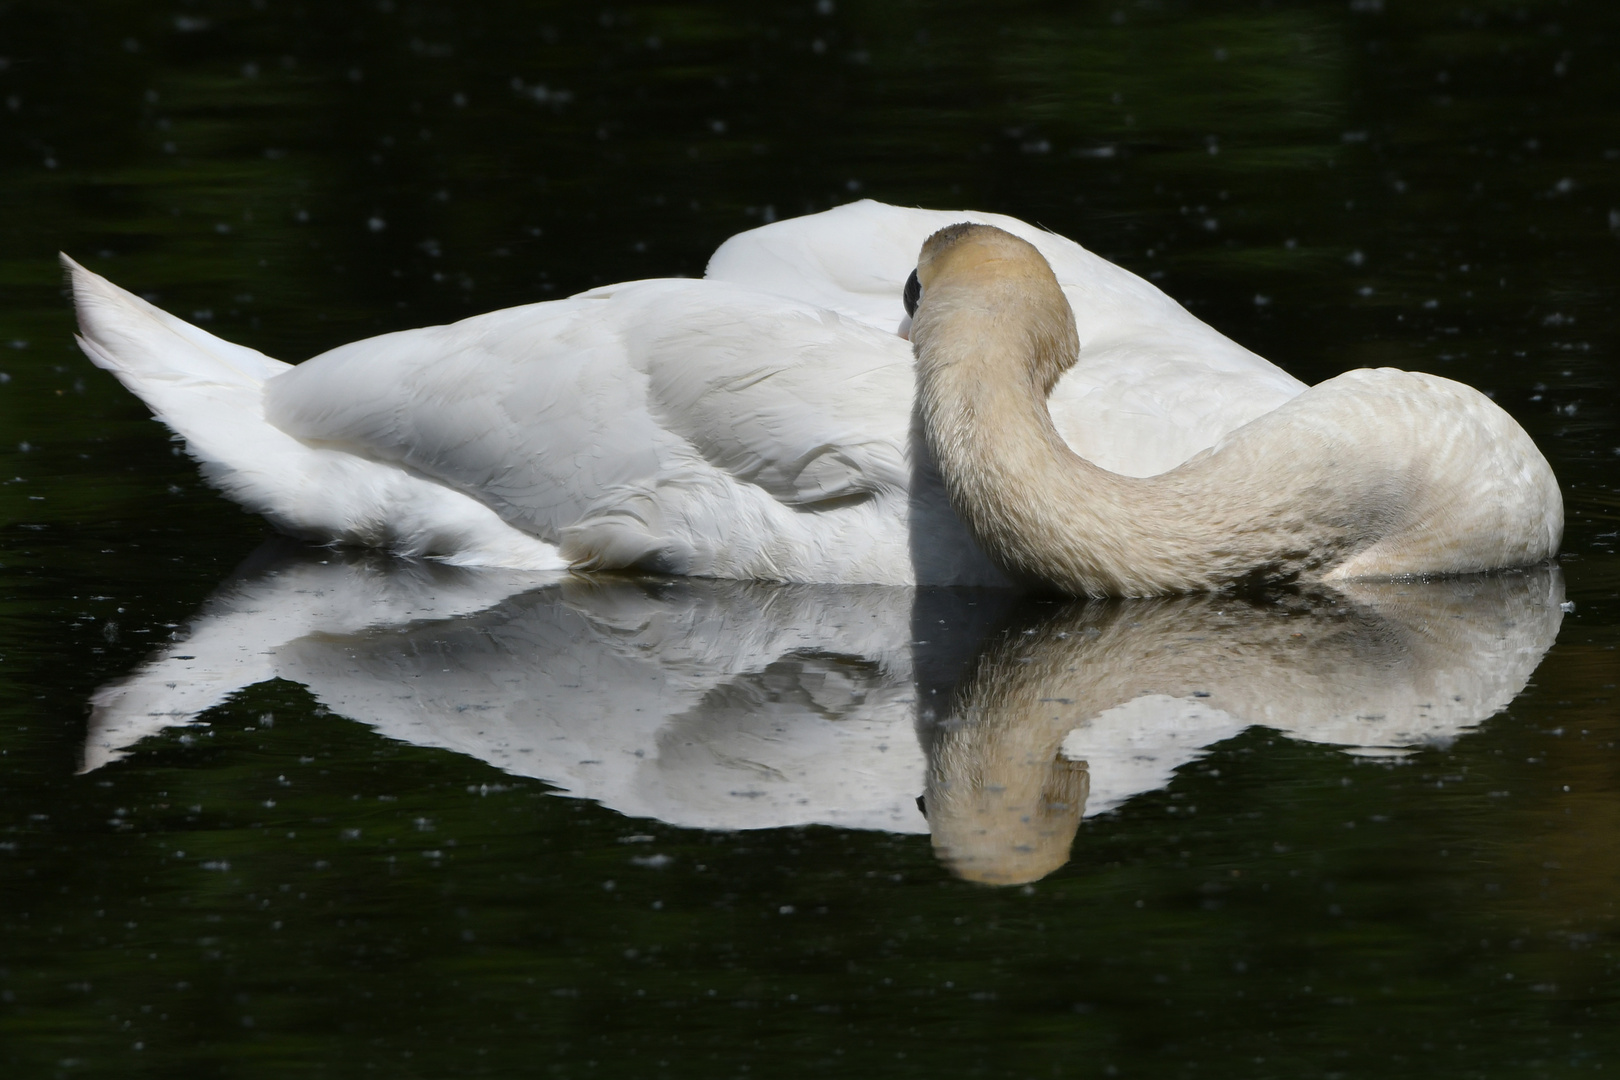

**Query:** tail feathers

left=65, top=253, right=289, bottom=386
left=64, top=255, right=568, bottom=571
left=65, top=254, right=298, bottom=489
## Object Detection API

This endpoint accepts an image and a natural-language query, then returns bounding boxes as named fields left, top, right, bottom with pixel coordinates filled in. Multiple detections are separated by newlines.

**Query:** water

left=3, top=1, right=1619, bottom=1075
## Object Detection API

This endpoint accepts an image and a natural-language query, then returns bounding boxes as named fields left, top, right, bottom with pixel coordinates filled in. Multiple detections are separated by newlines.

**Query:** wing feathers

left=265, top=281, right=917, bottom=557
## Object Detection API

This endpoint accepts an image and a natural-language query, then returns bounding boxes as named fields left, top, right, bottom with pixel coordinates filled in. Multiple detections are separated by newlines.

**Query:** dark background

left=2, top=1, right=1619, bottom=1076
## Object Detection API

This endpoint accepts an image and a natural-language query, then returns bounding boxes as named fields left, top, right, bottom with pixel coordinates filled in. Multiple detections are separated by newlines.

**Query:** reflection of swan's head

left=924, top=722, right=1089, bottom=887
left=912, top=223, right=1079, bottom=394
left=921, top=606, right=1096, bottom=886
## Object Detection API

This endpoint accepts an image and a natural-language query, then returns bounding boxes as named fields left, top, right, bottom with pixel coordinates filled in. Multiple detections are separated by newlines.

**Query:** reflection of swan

left=87, top=547, right=1562, bottom=885
left=66, top=200, right=1313, bottom=587
left=910, top=225, right=1561, bottom=595
left=86, top=544, right=932, bottom=832
left=922, top=568, right=1565, bottom=884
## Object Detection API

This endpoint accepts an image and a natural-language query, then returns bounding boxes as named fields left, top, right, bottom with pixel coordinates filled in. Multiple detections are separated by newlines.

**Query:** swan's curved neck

left=908, top=234, right=1371, bottom=597
left=907, top=223, right=1561, bottom=596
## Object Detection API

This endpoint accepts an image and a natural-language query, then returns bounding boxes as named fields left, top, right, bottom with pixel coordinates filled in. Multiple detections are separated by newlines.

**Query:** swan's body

left=66, top=200, right=1558, bottom=593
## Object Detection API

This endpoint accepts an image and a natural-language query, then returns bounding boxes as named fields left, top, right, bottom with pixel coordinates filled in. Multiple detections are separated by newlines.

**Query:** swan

left=65, top=200, right=1560, bottom=594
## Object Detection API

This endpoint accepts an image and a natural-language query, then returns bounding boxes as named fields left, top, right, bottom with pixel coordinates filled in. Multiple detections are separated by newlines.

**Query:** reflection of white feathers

left=82, top=552, right=557, bottom=772
left=88, top=548, right=1562, bottom=860
left=973, top=571, right=1566, bottom=819
left=275, top=579, right=927, bottom=833
left=87, top=547, right=928, bottom=832
left=68, top=200, right=1301, bottom=585
left=1059, top=699, right=1250, bottom=818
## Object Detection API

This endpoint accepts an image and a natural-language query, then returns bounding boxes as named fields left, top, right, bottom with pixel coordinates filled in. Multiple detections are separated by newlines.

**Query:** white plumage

left=68, top=199, right=1546, bottom=590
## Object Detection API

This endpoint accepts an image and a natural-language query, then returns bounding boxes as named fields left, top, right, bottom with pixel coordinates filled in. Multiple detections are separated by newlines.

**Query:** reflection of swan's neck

left=909, top=225, right=1561, bottom=597
left=920, top=568, right=1563, bottom=884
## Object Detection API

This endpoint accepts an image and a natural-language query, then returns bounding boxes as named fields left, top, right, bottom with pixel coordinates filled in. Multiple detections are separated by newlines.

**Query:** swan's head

left=908, top=223, right=1079, bottom=393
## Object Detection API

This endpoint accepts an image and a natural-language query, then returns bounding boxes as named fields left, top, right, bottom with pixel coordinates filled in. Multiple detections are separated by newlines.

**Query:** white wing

left=263, top=278, right=987, bottom=584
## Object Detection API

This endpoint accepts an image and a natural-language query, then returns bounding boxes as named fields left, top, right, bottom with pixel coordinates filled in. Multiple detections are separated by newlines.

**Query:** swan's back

left=707, top=200, right=1306, bottom=476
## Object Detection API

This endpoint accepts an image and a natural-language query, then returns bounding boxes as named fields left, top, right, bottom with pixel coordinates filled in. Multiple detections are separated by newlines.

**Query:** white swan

left=65, top=200, right=1559, bottom=593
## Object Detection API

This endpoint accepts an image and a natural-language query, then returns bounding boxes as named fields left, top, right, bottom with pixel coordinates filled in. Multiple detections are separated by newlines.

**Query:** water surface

left=2, top=1, right=1619, bottom=1076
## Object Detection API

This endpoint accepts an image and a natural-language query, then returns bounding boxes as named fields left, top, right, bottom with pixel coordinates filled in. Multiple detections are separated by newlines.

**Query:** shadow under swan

left=85, top=543, right=1563, bottom=883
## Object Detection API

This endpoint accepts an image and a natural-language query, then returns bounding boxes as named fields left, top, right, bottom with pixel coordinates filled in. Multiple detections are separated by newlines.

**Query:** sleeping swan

left=65, top=200, right=1560, bottom=594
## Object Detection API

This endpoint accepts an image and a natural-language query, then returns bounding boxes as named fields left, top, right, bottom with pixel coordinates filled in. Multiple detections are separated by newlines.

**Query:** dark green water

left=3, top=1, right=1620, bottom=1076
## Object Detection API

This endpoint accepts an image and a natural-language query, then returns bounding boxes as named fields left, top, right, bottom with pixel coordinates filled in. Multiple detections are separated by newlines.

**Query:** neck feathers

left=907, top=224, right=1402, bottom=596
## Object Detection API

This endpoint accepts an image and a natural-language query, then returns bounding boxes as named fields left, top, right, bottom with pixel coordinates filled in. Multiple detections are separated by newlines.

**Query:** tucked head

left=913, top=223, right=1063, bottom=301
left=906, top=223, right=1079, bottom=391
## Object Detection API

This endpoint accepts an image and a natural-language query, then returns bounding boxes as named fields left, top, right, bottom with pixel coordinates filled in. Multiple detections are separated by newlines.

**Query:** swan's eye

left=903, top=269, right=921, bottom=318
